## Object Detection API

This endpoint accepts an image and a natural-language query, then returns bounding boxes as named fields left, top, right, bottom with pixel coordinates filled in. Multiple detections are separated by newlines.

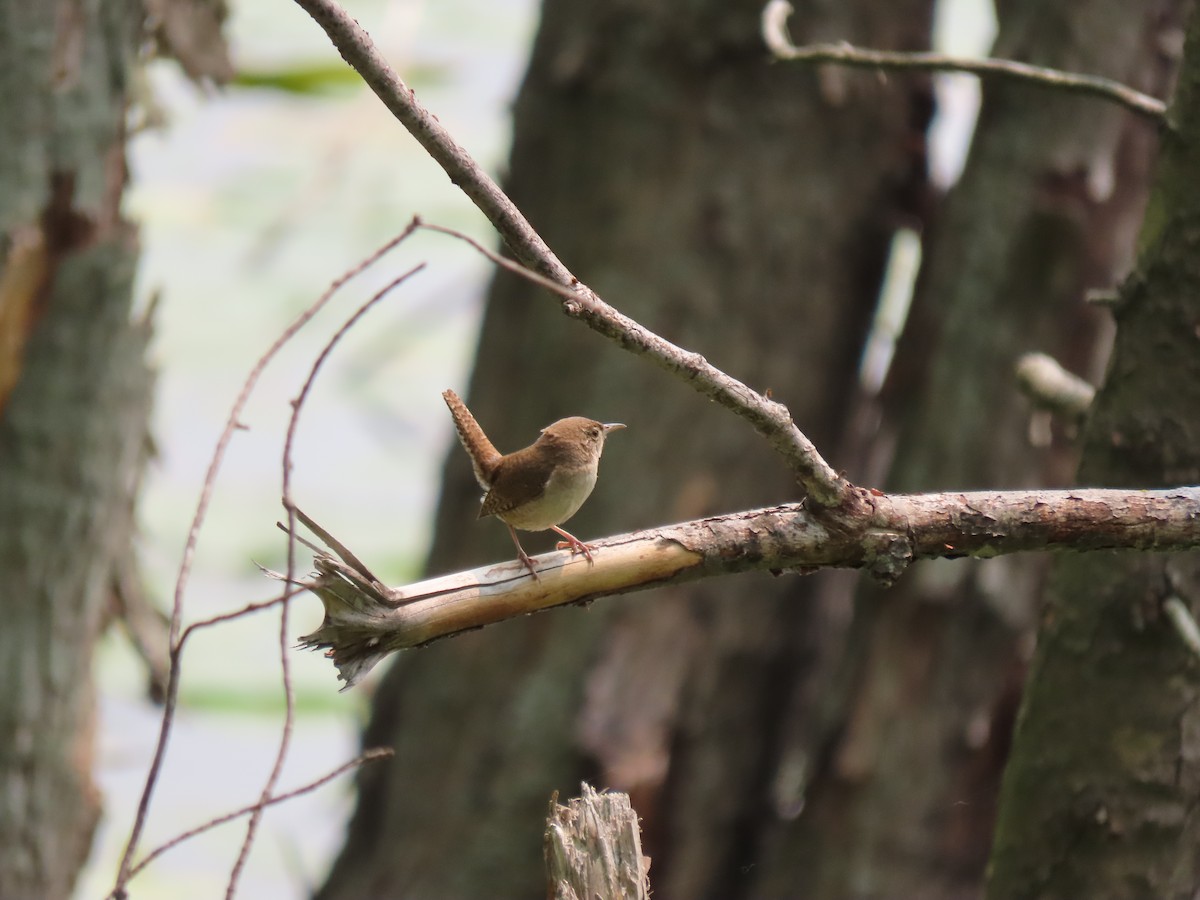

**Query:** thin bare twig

left=225, top=264, right=424, bottom=897
left=109, top=224, right=419, bottom=900
left=130, top=748, right=394, bottom=880
left=290, top=0, right=848, bottom=508
left=102, top=587, right=304, bottom=899
left=286, top=506, right=381, bottom=584
left=761, top=0, right=1167, bottom=121
left=181, top=589, right=298, bottom=641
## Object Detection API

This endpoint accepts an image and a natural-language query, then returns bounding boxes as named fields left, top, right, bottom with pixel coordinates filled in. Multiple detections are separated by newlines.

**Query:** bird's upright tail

left=442, top=389, right=503, bottom=489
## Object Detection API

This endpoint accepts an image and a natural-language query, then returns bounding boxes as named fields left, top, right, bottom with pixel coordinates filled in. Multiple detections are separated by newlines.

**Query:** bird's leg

left=506, top=523, right=540, bottom=580
left=551, top=526, right=596, bottom=565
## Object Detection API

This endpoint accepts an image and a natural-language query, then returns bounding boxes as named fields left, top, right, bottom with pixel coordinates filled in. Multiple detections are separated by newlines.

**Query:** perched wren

left=443, top=389, right=625, bottom=578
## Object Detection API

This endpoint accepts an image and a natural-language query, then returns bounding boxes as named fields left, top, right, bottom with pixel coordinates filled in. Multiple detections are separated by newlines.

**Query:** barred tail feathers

left=442, top=389, right=502, bottom=489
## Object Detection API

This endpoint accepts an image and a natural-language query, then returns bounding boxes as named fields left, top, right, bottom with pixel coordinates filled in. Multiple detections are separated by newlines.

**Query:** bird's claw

left=555, top=537, right=596, bottom=565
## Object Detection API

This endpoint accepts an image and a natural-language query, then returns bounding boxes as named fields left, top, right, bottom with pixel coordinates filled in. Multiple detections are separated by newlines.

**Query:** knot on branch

left=862, top=531, right=913, bottom=587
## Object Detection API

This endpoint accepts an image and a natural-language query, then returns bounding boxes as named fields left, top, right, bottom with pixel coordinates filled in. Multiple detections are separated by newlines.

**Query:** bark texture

left=750, top=3, right=1181, bottom=898
left=988, top=5, right=1200, bottom=896
left=300, top=486, right=1200, bottom=688
left=318, top=0, right=931, bottom=896
left=0, top=2, right=153, bottom=897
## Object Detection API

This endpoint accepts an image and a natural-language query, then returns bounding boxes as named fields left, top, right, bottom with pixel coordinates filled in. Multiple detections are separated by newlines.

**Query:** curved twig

left=129, top=749, right=393, bottom=880
left=761, top=0, right=1167, bottom=122
left=225, top=263, right=424, bottom=897
left=108, top=225, right=419, bottom=900
left=105, top=588, right=301, bottom=900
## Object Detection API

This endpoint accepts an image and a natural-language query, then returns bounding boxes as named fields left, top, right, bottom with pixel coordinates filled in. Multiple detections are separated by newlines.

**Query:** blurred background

left=75, top=0, right=1001, bottom=895
left=82, top=1, right=540, bottom=895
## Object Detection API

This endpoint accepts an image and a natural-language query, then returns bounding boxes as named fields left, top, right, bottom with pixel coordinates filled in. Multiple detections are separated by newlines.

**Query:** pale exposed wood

left=295, top=487, right=1200, bottom=688
left=545, top=784, right=650, bottom=900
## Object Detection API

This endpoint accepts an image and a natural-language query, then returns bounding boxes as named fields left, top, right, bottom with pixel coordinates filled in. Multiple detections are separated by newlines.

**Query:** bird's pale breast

left=497, top=463, right=599, bottom=531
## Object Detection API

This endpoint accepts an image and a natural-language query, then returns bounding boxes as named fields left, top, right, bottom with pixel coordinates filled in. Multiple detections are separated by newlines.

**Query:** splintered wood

left=545, top=784, right=650, bottom=900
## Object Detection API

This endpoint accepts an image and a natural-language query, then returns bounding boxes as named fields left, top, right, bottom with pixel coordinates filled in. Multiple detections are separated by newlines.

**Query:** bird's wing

left=478, top=448, right=548, bottom=519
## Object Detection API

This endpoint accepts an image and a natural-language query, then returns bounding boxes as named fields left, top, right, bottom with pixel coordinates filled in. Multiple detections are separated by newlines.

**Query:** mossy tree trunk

left=0, top=3, right=153, bottom=897
left=988, top=6, right=1200, bottom=897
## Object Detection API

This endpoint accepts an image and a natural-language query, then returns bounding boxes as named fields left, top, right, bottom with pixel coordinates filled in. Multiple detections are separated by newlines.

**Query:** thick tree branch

left=290, top=0, right=846, bottom=506
left=761, top=0, right=1167, bottom=122
left=292, top=487, right=1200, bottom=688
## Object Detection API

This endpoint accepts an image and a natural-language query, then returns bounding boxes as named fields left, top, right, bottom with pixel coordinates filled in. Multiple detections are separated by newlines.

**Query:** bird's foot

left=552, top=528, right=595, bottom=565
left=516, top=548, right=541, bottom=581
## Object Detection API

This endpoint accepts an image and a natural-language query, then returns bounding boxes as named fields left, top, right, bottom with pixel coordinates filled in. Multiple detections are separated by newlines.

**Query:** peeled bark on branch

left=294, top=487, right=1200, bottom=688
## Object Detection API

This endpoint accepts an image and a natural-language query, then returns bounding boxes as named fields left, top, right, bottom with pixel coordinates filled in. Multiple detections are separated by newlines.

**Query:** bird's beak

left=603, top=423, right=626, bottom=435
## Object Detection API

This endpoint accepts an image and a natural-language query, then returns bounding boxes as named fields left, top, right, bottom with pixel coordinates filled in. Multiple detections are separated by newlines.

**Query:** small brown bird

left=443, top=389, right=625, bottom=578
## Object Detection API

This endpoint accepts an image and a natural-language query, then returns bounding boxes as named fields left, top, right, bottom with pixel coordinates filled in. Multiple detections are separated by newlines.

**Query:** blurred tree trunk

left=318, top=0, right=931, bottom=897
left=988, top=6, right=1200, bottom=897
left=751, top=2, right=1182, bottom=898
left=0, top=2, right=153, bottom=897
